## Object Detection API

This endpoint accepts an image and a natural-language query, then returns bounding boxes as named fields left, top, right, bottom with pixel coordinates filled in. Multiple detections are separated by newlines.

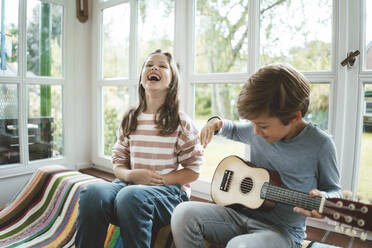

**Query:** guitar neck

left=261, top=182, right=322, bottom=211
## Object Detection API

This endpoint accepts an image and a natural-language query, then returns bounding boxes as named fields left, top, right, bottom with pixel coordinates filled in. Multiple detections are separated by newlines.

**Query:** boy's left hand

left=293, top=189, right=325, bottom=218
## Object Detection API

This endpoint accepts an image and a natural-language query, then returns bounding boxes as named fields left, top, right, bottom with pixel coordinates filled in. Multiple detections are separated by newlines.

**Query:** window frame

left=91, top=0, right=370, bottom=205
left=0, top=0, right=70, bottom=178
left=91, top=0, right=139, bottom=170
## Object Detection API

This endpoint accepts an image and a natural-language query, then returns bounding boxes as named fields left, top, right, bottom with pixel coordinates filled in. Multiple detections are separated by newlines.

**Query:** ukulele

left=211, top=155, right=372, bottom=240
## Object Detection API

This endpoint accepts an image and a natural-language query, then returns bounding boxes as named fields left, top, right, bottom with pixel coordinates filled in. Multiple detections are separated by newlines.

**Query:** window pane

left=103, top=86, right=129, bottom=156
left=102, top=3, right=130, bottom=79
left=0, top=84, right=19, bottom=165
left=359, top=84, right=372, bottom=203
left=260, top=0, right=332, bottom=71
left=138, top=0, right=174, bottom=73
left=305, top=84, right=329, bottom=130
left=195, top=0, right=249, bottom=73
left=0, top=0, right=19, bottom=76
left=366, top=0, right=372, bottom=70
left=28, top=85, right=63, bottom=161
left=26, top=0, right=63, bottom=77
left=194, top=83, right=245, bottom=180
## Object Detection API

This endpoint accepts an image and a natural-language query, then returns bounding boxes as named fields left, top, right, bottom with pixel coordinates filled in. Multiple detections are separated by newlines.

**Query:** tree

left=195, top=0, right=331, bottom=122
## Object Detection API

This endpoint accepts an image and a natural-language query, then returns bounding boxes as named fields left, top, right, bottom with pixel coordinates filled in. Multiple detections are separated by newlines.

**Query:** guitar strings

left=265, top=184, right=321, bottom=210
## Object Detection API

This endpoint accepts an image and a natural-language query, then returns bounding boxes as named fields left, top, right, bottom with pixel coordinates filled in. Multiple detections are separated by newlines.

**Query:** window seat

left=0, top=165, right=347, bottom=248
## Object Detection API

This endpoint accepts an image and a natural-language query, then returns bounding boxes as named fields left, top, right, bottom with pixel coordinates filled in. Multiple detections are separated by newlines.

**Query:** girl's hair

left=120, top=49, right=181, bottom=136
left=237, top=63, right=310, bottom=125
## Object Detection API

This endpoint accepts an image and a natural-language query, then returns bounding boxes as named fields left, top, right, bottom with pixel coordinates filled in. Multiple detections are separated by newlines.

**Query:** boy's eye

left=146, top=64, right=153, bottom=67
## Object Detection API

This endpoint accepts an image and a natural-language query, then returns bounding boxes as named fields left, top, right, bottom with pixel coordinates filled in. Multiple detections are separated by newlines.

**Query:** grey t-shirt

left=218, top=119, right=341, bottom=243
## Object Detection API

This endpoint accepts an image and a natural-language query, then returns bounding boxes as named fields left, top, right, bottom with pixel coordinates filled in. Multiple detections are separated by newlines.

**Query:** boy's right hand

left=200, top=118, right=223, bottom=148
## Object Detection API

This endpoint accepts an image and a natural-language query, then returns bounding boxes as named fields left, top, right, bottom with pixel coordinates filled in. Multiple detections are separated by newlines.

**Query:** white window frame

left=0, top=0, right=73, bottom=178
left=91, top=0, right=370, bottom=208
left=91, top=0, right=139, bottom=171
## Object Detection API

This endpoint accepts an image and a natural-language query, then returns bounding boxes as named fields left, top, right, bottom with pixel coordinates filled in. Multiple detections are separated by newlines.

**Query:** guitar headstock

left=323, top=191, right=372, bottom=241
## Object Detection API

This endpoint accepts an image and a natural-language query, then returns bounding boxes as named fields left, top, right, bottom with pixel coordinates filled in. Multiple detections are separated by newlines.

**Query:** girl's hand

left=200, top=118, right=223, bottom=148
left=293, top=189, right=325, bottom=218
left=128, top=169, right=164, bottom=186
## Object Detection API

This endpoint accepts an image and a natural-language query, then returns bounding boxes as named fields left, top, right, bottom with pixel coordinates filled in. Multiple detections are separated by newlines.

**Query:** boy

left=171, top=64, right=341, bottom=248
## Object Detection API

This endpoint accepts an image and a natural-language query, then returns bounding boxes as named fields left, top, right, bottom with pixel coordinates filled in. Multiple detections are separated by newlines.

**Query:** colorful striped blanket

left=0, top=165, right=104, bottom=248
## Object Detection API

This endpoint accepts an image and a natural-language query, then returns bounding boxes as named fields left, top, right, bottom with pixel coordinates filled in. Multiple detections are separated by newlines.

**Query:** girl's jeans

left=75, top=179, right=188, bottom=248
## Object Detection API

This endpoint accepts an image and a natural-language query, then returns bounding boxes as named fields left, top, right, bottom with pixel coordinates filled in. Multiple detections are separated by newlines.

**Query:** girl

left=75, top=49, right=204, bottom=248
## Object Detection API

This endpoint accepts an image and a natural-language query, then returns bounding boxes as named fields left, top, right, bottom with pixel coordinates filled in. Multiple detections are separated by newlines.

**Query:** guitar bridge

left=220, top=170, right=233, bottom=192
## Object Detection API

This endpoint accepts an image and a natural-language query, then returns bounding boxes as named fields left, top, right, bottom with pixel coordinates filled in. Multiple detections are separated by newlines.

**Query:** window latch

left=340, top=50, right=360, bottom=67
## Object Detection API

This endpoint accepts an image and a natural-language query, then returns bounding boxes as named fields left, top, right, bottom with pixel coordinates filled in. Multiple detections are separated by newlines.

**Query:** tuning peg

left=360, top=232, right=367, bottom=241
left=335, top=225, right=344, bottom=233
left=342, top=190, right=353, bottom=199
left=345, top=228, right=357, bottom=237
left=356, top=193, right=363, bottom=202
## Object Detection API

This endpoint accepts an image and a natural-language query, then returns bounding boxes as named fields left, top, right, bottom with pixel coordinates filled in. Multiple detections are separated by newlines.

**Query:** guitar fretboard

left=261, top=182, right=322, bottom=211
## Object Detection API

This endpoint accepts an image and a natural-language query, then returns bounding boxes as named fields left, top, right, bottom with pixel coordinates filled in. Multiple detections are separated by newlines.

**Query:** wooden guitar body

left=211, top=155, right=281, bottom=210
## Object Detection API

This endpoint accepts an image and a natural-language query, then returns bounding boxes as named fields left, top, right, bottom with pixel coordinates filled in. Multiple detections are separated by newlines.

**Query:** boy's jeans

left=75, top=179, right=188, bottom=248
left=171, top=201, right=301, bottom=248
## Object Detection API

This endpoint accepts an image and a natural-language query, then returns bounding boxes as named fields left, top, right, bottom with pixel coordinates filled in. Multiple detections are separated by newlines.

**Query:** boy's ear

left=290, top=111, right=302, bottom=123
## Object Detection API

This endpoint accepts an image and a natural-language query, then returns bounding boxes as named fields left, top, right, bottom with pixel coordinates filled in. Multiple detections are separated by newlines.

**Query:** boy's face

left=250, top=114, right=297, bottom=143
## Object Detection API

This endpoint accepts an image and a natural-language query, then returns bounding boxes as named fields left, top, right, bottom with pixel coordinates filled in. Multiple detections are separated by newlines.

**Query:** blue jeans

left=171, top=202, right=301, bottom=248
left=75, top=179, right=188, bottom=248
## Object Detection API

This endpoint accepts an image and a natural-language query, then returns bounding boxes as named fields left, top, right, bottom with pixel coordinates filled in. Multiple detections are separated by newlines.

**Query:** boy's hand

left=128, top=169, right=164, bottom=186
left=200, top=118, right=223, bottom=148
left=293, top=189, right=325, bottom=218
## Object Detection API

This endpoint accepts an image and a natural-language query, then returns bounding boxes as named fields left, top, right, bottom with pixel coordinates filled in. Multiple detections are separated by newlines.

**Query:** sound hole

left=240, top=177, right=253, bottom=194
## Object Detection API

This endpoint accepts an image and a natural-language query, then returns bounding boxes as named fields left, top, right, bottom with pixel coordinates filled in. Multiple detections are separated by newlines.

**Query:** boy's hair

left=237, top=64, right=310, bottom=125
left=120, top=49, right=181, bottom=136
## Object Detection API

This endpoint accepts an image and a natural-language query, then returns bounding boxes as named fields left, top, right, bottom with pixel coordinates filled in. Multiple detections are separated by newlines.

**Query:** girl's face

left=140, top=54, right=172, bottom=95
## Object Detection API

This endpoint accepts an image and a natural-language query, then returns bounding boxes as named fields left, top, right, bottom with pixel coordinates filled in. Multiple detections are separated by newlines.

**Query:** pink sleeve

left=176, top=116, right=204, bottom=173
left=111, top=128, right=130, bottom=169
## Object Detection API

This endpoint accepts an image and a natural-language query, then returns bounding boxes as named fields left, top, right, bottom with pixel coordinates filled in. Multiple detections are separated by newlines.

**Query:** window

left=194, top=83, right=246, bottom=179
left=191, top=0, right=333, bottom=184
left=366, top=102, right=372, bottom=115
left=260, top=0, right=332, bottom=71
left=93, top=0, right=175, bottom=164
left=0, top=0, right=65, bottom=169
left=0, top=0, right=18, bottom=76
left=358, top=84, right=372, bottom=203
left=92, top=0, right=371, bottom=203
left=102, top=3, right=130, bottom=79
left=365, top=0, right=372, bottom=70
left=195, top=0, right=248, bottom=73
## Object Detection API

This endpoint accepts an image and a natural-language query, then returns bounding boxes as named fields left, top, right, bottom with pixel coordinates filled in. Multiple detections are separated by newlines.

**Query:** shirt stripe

left=111, top=112, right=204, bottom=197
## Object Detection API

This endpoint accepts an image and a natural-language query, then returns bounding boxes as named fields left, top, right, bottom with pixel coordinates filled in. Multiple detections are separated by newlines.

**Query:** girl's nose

left=151, top=65, right=158, bottom=70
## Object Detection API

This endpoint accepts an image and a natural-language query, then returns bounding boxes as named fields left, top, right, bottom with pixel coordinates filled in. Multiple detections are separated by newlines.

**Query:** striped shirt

left=111, top=112, right=204, bottom=196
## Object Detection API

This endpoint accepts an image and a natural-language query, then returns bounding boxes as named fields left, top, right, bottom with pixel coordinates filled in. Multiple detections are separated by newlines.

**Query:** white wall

left=0, top=174, right=31, bottom=207
left=0, top=1, right=92, bottom=206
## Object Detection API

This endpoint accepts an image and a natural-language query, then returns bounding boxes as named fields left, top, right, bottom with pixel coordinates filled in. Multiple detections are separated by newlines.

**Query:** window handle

left=340, top=50, right=360, bottom=67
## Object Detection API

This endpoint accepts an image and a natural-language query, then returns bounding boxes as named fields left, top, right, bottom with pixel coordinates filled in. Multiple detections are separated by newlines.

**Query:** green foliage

left=104, top=107, right=120, bottom=156
left=195, top=85, right=212, bottom=117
